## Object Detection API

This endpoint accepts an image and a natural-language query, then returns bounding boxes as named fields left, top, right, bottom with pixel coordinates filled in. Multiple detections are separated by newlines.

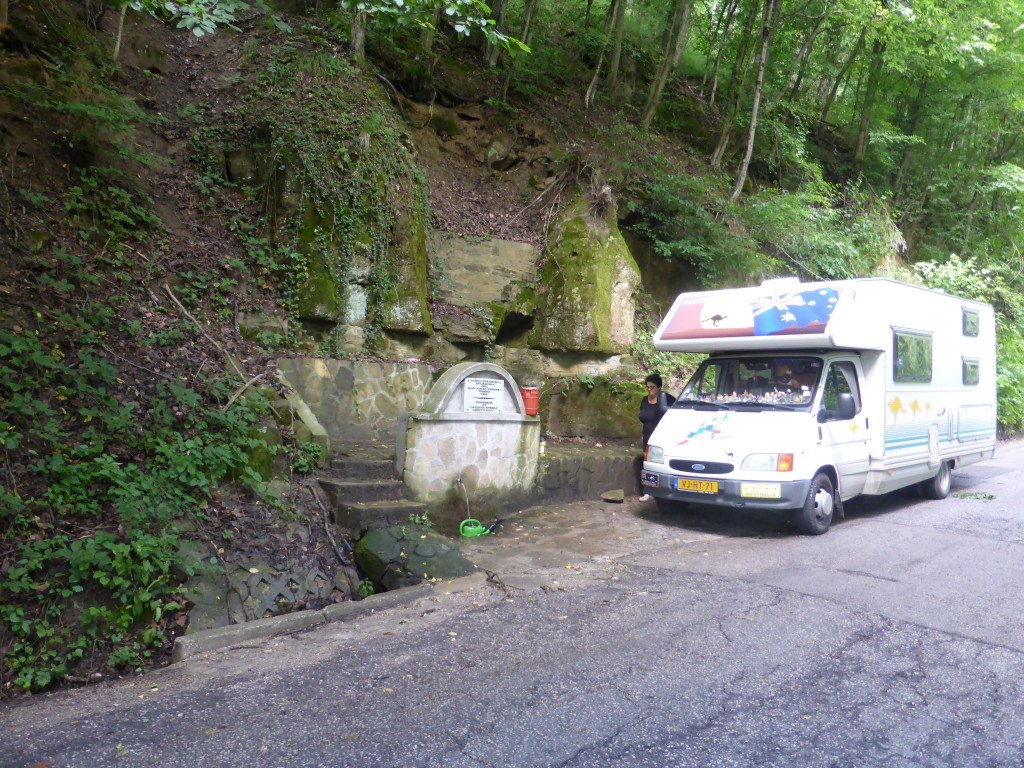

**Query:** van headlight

left=742, top=453, right=794, bottom=471
left=646, top=445, right=664, bottom=464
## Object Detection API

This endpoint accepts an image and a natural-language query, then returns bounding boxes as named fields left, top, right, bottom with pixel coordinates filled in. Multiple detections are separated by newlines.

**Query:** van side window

left=690, top=362, right=722, bottom=397
left=893, top=329, right=933, bottom=382
left=821, top=361, right=861, bottom=421
left=963, top=358, right=980, bottom=385
left=963, top=309, right=980, bottom=337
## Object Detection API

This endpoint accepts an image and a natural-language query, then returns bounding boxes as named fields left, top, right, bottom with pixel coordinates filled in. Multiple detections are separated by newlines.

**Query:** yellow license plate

left=741, top=483, right=781, bottom=499
left=674, top=477, right=718, bottom=494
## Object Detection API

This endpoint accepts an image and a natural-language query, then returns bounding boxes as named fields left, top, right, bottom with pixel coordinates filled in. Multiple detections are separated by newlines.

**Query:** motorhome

left=642, top=277, right=997, bottom=534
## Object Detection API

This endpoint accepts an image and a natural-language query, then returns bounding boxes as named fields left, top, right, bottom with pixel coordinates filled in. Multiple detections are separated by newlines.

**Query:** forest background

left=3, top=0, right=1024, bottom=695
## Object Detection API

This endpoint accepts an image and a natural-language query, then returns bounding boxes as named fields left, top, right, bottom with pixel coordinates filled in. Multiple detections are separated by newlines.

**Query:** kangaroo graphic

left=703, top=314, right=727, bottom=327
left=888, top=396, right=907, bottom=426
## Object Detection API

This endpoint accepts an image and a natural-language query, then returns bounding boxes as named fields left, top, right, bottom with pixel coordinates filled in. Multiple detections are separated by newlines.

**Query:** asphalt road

left=4, top=442, right=1024, bottom=768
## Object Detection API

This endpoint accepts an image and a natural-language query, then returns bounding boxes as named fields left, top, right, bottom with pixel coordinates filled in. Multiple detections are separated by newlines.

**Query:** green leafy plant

left=292, top=442, right=324, bottom=475
left=408, top=511, right=433, bottom=528
left=0, top=294, right=273, bottom=690
left=358, top=578, right=376, bottom=598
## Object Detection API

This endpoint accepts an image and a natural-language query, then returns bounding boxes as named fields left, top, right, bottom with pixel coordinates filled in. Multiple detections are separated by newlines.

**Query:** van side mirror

left=818, top=392, right=857, bottom=422
left=836, top=392, right=856, bottom=419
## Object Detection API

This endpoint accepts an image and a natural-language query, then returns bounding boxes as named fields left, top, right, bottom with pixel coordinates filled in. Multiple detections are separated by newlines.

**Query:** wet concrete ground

left=460, top=493, right=787, bottom=592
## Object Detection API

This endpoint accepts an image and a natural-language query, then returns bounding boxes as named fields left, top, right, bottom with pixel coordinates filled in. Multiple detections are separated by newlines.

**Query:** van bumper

left=642, top=471, right=812, bottom=510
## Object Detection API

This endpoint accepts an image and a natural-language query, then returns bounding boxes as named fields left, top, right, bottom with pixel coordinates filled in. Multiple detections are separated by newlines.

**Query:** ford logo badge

left=692, top=463, right=706, bottom=471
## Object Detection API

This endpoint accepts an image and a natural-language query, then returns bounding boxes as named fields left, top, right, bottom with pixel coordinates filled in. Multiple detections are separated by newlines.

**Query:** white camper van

left=642, top=277, right=997, bottom=534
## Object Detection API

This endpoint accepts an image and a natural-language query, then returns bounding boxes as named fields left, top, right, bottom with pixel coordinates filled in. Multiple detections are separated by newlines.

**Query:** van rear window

left=893, top=329, right=932, bottom=382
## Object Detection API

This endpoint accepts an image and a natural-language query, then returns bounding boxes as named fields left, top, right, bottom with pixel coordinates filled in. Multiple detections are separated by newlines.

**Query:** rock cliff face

left=209, top=48, right=652, bottom=382
left=525, top=193, right=641, bottom=355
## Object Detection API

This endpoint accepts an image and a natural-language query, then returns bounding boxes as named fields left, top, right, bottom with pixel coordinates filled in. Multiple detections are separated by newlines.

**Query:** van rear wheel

left=796, top=473, right=835, bottom=535
left=920, top=461, right=952, bottom=500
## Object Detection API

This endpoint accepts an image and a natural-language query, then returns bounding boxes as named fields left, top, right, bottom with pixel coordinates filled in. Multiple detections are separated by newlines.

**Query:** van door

left=818, top=360, right=871, bottom=498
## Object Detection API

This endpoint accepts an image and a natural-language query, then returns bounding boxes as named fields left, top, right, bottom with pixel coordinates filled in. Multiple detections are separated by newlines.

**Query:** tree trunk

left=501, top=0, right=540, bottom=101
left=670, top=1, right=695, bottom=70
left=584, top=0, right=620, bottom=109
left=723, top=0, right=759, bottom=99
left=485, top=0, right=509, bottom=66
left=606, top=0, right=628, bottom=97
left=112, top=5, right=127, bottom=63
left=786, top=13, right=826, bottom=101
left=731, top=0, right=781, bottom=201
left=421, top=9, right=440, bottom=54
left=818, top=26, right=865, bottom=126
left=854, top=37, right=886, bottom=167
left=703, top=0, right=741, bottom=106
left=350, top=9, right=367, bottom=65
left=0, top=0, right=9, bottom=34
left=640, top=0, right=691, bottom=129
left=709, top=0, right=760, bottom=166
left=892, top=77, right=929, bottom=194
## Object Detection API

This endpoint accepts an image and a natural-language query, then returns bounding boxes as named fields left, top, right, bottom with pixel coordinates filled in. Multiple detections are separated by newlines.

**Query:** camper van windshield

left=677, top=356, right=823, bottom=410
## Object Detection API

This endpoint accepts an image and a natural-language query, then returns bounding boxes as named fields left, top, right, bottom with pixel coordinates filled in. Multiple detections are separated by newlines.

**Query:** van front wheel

left=796, top=473, right=835, bottom=535
left=920, top=461, right=952, bottom=500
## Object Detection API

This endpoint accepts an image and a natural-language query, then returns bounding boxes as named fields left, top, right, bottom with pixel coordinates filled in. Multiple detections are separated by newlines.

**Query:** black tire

left=654, top=497, right=688, bottom=514
left=920, top=461, right=952, bottom=500
left=796, top=473, right=836, bottom=535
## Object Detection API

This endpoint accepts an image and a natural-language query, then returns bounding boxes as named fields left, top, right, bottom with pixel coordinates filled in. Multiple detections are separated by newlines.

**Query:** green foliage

left=0, top=246, right=275, bottom=690
left=358, top=578, right=376, bottom=598
left=292, top=442, right=324, bottom=475
left=340, top=0, right=527, bottom=53
left=1, top=532, right=184, bottom=690
left=65, top=166, right=160, bottom=243
left=739, top=181, right=897, bottom=280
left=630, top=301, right=704, bottom=387
left=912, top=254, right=1024, bottom=431
left=622, top=152, right=761, bottom=282
left=408, top=511, right=433, bottom=528
left=123, top=0, right=290, bottom=37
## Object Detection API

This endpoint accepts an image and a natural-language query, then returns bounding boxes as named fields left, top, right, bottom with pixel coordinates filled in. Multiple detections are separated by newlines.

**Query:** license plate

left=674, top=477, right=718, bottom=494
left=641, top=471, right=659, bottom=487
left=741, top=482, right=781, bottom=499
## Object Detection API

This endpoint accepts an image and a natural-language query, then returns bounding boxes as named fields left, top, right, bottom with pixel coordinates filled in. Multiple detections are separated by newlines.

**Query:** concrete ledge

left=319, top=583, right=433, bottom=622
left=171, top=582, right=437, bottom=663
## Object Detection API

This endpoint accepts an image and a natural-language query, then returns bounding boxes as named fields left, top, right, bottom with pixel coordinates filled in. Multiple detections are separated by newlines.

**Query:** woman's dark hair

left=645, top=373, right=663, bottom=388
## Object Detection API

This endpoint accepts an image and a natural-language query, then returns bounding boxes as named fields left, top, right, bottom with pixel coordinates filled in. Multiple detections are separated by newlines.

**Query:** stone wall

left=536, top=447, right=642, bottom=501
left=277, top=358, right=434, bottom=441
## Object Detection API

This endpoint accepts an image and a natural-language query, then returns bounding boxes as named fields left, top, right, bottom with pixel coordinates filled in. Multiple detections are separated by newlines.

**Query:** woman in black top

left=639, top=373, right=675, bottom=501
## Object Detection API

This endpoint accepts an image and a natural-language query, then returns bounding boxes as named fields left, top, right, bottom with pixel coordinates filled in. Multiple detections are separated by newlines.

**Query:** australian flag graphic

left=750, top=287, right=839, bottom=336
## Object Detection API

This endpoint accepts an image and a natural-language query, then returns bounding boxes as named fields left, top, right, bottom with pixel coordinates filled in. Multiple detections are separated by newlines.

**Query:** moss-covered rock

left=526, top=192, right=640, bottom=354
left=374, top=202, right=432, bottom=336
left=546, top=378, right=644, bottom=439
left=355, top=526, right=476, bottom=592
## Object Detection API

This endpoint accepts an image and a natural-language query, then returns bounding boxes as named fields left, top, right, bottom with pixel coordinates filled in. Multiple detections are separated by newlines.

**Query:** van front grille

left=669, top=460, right=734, bottom=474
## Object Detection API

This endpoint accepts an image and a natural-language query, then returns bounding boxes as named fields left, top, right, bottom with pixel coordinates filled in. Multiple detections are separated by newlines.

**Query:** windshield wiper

left=729, top=401, right=801, bottom=411
left=674, top=398, right=731, bottom=410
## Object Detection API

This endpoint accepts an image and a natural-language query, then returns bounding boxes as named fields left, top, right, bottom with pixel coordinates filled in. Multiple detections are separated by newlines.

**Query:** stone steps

left=319, top=440, right=416, bottom=535
left=333, top=499, right=428, bottom=533
left=328, top=459, right=395, bottom=480
left=319, top=477, right=407, bottom=505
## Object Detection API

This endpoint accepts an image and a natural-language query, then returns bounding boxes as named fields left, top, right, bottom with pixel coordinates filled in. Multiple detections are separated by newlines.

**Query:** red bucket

left=520, top=386, right=539, bottom=416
